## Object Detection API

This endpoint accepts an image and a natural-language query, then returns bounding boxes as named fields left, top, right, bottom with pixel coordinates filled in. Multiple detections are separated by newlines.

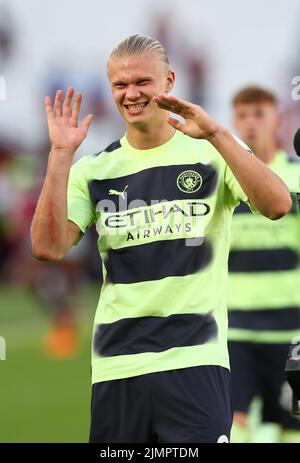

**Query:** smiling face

left=107, top=52, right=175, bottom=129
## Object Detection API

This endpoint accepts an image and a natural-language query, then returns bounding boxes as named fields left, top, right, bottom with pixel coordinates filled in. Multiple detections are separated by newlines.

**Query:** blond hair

left=109, top=34, right=170, bottom=68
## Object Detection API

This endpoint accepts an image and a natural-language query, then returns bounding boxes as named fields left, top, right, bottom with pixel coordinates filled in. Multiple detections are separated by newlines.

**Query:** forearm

left=209, top=127, right=292, bottom=219
left=31, top=148, right=74, bottom=261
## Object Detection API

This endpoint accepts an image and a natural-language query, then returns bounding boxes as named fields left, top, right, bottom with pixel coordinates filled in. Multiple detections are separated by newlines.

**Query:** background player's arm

left=154, top=95, right=292, bottom=220
left=31, top=87, right=93, bottom=261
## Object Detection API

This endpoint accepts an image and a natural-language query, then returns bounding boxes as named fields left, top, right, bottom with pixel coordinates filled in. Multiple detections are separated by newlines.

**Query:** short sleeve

left=281, top=163, right=300, bottom=194
left=224, top=135, right=257, bottom=212
left=67, top=156, right=95, bottom=244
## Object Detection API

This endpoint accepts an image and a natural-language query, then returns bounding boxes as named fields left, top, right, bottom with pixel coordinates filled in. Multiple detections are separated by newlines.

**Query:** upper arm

left=67, top=156, right=96, bottom=242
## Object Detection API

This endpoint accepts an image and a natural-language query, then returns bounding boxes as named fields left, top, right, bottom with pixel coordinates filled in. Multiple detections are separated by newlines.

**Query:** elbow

left=31, top=242, right=65, bottom=262
left=267, top=195, right=292, bottom=221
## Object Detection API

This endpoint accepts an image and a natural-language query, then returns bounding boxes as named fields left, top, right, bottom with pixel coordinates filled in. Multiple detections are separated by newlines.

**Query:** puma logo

left=109, top=185, right=128, bottom=199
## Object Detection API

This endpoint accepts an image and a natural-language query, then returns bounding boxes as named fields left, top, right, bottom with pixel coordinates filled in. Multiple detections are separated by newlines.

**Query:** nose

left=125, top=84, right=142, bottom=101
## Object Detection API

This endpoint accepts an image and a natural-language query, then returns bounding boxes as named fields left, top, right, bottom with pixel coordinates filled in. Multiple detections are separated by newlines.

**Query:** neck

left=125, top=119, right=176, bottom=150
left=251, top=140, right=278, bottom=164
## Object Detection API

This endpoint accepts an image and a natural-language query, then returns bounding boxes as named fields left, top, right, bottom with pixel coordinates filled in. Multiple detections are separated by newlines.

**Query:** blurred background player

left=228, top=86, right=300, bottom=443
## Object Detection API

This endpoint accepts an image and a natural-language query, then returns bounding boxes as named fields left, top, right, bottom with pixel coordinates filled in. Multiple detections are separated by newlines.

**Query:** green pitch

left=0, top=283, right=98, bottom=443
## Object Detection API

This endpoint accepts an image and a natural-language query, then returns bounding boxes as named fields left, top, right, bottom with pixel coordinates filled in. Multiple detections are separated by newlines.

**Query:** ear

left=165, top=70, right=175, bottom=93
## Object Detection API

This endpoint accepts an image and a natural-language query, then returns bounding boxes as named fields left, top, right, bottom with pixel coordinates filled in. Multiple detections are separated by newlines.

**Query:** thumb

left=81, top=114, right=93, bottom=136
left=168, top=117, right=187, bottom=134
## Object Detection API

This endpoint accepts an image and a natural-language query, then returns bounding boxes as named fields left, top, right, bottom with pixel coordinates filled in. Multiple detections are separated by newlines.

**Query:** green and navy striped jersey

left=67, top=130, right=253, bottom=383
left=228, top=150, right=300, bottom=344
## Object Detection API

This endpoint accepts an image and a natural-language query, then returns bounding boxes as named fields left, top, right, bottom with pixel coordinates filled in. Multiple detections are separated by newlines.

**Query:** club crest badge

left=177, top=170, right=202, bottom=193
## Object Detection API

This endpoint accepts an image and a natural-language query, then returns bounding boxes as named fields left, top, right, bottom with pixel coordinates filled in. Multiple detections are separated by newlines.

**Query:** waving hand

left=45, top=87, right=93, bottom=152
left=153, top=94, right=218, bottom=140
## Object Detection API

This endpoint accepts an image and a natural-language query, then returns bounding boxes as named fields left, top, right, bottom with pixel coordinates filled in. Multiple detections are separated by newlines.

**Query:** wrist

left=47, top=147, right=74, bottom=173
left=206, top=125, right=228, bottom=143
left=50, top=146, right=76, bottom=157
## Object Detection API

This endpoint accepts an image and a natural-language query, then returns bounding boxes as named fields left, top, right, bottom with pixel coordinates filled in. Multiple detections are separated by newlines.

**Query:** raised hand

left=153, top=94, right=219, bottom=140
left=45, top=87, right=93, bottom=152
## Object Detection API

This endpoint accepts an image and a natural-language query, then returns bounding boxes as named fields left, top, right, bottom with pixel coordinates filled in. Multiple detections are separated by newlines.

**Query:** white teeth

left=126, top=103, right=146, bottom=110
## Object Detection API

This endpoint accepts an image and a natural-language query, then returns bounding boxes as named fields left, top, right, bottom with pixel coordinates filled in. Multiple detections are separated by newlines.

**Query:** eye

left=138, top=80, right=150, bottom=86
left=114, top=84, right=126, bottom=89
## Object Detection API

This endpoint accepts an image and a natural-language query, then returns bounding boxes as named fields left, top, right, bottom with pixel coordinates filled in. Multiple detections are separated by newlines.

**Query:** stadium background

left=0, top=0, right=300, bottom=442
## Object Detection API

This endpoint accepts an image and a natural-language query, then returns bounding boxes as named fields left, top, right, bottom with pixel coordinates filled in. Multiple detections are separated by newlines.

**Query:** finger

left=162, top=94, right=190, bottom=109
left=62, top=87, right=75, bottom=119
left=153, top=97, right=173, bottom=111
left=168, top=117, right=187, bottom=133
left=156, top=94, right=182, bottom=106
left=70, top=92, right=82, bottom=127
left=153, top=99, right=180, bottom=116
left=153, top=95, right=185, bottom=115
left=81, top=114, right=93, bottom=137
left=154, top=95, right=192, bottom=116
left=53, top=90, right=63, bottom=117
left=44, top=96, right=54, bottom=121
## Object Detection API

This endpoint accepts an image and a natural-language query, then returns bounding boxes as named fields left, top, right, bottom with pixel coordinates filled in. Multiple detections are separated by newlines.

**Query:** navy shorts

left=228, top=341, right=300, bottom=430
left=89, top=365, right=233, bottom=443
